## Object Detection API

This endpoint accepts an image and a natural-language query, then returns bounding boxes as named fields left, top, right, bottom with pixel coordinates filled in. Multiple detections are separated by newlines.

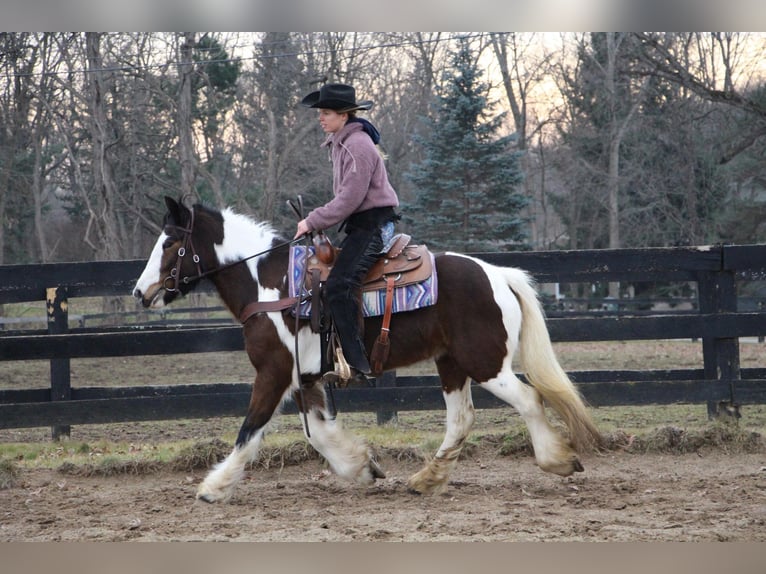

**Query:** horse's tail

left=502, top=267, right=603, bottom=453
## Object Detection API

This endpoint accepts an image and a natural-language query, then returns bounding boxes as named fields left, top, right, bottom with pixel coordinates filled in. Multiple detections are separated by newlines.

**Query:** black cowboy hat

left=300, top=83, right=373, bottom=112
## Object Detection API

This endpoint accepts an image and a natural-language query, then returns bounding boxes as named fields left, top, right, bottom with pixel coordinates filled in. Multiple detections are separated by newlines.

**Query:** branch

left=635, top=32, right=766, bottom=120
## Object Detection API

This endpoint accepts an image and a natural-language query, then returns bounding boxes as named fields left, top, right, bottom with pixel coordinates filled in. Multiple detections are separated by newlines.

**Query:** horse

left=133, top=196, right=603, bottom=503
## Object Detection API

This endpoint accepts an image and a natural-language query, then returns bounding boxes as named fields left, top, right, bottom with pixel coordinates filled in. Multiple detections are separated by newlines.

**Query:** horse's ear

left=164, top=196, right=183, bottom=224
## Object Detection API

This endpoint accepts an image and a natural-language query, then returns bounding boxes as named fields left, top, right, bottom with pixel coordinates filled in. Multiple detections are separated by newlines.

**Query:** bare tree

left=554, top=34, right=651, bottom=265
left=382, top=32, right=451, bottom=204
left=489, top=32, right=560, bottom=248
left=636, top=32, right=766, bottom=164
left=177, top=32, right=197, bottom=200
left=28, top=34, right=58, bottom=262
left=83, top=32, right=127, bottom=259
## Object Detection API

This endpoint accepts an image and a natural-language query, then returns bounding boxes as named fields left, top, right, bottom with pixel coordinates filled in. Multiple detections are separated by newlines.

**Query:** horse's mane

left=211, top=204, right=283, bottom=267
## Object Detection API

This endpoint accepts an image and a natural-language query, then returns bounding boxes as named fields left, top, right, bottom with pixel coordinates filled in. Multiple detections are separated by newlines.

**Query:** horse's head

left=133, top=196, right=211, bottom=308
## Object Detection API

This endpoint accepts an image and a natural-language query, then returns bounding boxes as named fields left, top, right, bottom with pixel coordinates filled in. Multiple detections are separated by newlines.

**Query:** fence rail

left=1, top=244, right=765, bottom=436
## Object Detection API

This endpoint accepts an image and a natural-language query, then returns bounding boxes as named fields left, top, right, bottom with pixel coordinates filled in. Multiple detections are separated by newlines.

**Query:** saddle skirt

left=288, top=241, right=438, bottom=319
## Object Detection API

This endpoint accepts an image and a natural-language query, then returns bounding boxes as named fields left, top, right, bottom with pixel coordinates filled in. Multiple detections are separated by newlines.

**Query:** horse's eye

left=162, top=237, right=175, bottom=250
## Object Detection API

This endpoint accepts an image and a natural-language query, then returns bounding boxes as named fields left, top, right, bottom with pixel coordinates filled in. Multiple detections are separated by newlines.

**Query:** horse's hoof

left=196, top=486, right=228, bottom=503
left=406, top=474, right=448, bottom=496
left=538, top=455, right=585, bottom=477
left=369, top=459, right=386, bottom=480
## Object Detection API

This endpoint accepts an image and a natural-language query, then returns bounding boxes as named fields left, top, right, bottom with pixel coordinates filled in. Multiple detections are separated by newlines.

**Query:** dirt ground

left=2, top=443, right=765, bottom=542
left=2, top=340, right=765, bottom=542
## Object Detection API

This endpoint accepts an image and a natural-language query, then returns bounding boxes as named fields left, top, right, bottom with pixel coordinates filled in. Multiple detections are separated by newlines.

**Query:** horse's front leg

left=196, top=369, right=291, bottom=503
left=294, top=384, right=386, bottom=485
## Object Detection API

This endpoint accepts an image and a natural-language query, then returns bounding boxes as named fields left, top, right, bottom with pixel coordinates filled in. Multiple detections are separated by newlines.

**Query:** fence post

left=698, top=267, right=740, bottom=417
left=47, top=286, right=71, bottom=440
left=376, top=370, right=398, bottom=425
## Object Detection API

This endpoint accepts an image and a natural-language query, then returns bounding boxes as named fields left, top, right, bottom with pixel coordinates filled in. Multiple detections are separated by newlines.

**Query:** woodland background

left=1, top=32, right=765, bottom=271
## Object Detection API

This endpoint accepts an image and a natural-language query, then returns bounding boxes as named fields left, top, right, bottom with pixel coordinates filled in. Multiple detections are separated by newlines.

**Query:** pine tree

left=405, top=38, right=527, bottom=252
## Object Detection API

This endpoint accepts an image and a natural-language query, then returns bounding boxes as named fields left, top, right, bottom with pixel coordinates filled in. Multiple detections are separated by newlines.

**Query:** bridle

left=161, top=205, right=299, bottom=293
left=163, top=206, right=204, bottom=293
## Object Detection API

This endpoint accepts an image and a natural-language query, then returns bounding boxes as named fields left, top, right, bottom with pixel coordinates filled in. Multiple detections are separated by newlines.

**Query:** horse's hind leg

left=295, top=384, right=385, bottom=485
left=481, top=372, right=582, bottom=476
left=408, top=358, right=475, bottom=495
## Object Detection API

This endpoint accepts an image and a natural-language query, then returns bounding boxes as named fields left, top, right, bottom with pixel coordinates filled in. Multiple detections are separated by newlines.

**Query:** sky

left=2, top=0, right=765, bottom=32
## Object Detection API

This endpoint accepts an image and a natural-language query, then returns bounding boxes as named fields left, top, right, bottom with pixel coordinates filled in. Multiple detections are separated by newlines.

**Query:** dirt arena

left=2, top=439, right=765, bottom=542
left=2, top=341, right=765, bottom=542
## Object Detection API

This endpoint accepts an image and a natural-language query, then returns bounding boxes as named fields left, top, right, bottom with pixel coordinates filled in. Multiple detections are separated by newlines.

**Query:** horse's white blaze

left=301, top=410, right=376, bottom=485
left=133, top=232, right=170, bottom=307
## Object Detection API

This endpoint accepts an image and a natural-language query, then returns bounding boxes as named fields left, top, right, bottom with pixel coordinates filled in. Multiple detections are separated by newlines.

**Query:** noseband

left=163, top=207, right=204, bottom=293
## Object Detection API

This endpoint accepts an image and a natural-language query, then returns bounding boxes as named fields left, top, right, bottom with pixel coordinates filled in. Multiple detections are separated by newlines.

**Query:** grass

left=1, top=402, right=763, bottom=480
left=0, top=458, right=20, bottom=489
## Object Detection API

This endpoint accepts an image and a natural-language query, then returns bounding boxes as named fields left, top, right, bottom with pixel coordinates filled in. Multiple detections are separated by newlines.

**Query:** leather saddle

left=300, top=233, right=433, bottom=293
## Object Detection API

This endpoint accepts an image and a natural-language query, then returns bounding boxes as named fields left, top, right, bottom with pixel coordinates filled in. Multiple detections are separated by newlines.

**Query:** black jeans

left=326, top=207, right=395, bottom=373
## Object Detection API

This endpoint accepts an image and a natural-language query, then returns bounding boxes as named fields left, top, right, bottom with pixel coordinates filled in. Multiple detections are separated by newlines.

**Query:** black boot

left=342, top=335, right=371, bottom=374
left=333, top=315, right=371, bottom=375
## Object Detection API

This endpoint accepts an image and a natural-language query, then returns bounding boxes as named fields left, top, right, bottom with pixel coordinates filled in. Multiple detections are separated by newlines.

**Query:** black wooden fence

left=1, top=244, right=765, bottom=438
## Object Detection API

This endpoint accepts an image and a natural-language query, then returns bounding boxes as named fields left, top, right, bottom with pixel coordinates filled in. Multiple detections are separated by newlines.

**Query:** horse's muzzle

left=133, top=287, right=161, bottom=309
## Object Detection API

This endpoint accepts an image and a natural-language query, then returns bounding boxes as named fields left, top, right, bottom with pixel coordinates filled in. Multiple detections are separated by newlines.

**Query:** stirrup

left=318, top=346, right=353, bottom=388
left=319, top=347, right=372, bottom=389
left=320, top=370, right=371, bottom=389
left=335, top=346, right=353, bottom=381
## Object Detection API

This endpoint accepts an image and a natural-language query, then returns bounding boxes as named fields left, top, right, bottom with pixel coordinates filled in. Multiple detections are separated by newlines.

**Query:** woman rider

left=294, top=83, right=400, bottom=376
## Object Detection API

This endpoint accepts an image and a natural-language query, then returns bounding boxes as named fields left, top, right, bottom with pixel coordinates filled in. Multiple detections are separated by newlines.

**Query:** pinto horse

left=133, top=197, right=602, bottom=503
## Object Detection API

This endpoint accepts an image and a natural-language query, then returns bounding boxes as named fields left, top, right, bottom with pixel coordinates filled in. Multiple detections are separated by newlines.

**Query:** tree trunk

left=177, top=32, right=197, bottom=199
left=85, top=32, right=122, bottom=260
left=32, top=118, right=49, bottom=261
left=262, top=107, right=279, bottom=220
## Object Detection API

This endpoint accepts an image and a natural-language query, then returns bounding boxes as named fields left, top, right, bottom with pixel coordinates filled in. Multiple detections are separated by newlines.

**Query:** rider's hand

left=294, top=219, right=311, bottom=239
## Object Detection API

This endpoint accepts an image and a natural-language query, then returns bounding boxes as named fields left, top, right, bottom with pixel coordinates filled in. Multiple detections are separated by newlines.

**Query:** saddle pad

left=288, top=245, right=438, bottom=319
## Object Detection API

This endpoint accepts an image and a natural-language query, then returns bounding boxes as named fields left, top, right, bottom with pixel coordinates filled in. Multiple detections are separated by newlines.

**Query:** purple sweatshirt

left=305, top=121, right=399, bottom=232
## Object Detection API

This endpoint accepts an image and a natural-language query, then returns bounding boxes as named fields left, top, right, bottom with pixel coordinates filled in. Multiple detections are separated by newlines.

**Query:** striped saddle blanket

left=288, top=244, right=438, bottom=319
